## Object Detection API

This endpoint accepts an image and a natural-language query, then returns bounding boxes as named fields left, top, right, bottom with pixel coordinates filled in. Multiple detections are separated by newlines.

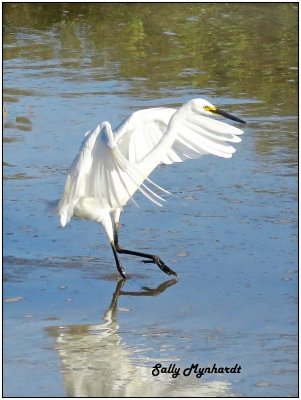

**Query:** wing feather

left=59, top=123, right=168, bottom=226
left=114, top=106, right=244, bottom=167
left=59, top=103, right=244, bottom=225
left=114, top=107, right=177, bottom=162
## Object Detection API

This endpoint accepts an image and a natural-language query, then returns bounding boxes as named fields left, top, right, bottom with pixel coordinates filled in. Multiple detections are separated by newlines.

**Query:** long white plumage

left=59, top=98, right=245, bottom=278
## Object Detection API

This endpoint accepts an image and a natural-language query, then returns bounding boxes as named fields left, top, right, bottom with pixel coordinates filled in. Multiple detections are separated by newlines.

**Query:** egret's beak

left=212, top=108, right=246, bottom=124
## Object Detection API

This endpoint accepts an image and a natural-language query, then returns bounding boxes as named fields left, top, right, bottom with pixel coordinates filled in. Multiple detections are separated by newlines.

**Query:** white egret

left=59, top=98, right=246, bottom=279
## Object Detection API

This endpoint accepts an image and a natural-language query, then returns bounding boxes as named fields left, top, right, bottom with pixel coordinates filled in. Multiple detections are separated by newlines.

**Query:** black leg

left=113, top=223, right=177, bottom=277
left=111, top=242, right=128, bottom=279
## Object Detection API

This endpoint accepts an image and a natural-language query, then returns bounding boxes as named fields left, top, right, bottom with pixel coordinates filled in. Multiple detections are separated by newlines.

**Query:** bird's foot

left=117, top=263, right=128, bottom=279
left=142, top=256, right=177, bottom=277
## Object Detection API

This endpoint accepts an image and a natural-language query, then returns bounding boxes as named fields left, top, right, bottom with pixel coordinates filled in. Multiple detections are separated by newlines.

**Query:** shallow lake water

left=3, top=3, right=298, bottom=397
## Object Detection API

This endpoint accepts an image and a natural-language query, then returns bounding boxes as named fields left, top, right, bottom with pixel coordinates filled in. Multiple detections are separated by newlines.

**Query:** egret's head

left=189, top=98, right=246, bottom=124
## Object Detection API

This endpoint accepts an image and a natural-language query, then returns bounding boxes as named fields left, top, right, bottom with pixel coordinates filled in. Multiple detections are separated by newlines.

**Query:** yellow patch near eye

left=203, top=105, right=216, bottom=112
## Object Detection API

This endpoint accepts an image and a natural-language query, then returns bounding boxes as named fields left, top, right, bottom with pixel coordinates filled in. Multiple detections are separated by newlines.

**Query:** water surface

left=3, top=3, right=297, bottom=397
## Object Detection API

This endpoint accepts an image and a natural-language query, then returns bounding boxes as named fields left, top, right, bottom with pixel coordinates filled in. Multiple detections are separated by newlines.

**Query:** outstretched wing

left=167, top=113, right=244, bottom=163
left=114, top=107, right=177, bottom=162
left=114, top=107, right=244, bottom=166
left=59, top=124, right=168, bottom=227
left=60, top=104, right=244, bottom=226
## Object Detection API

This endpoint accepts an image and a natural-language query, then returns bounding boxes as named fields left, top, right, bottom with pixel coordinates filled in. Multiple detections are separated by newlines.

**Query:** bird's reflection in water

left=46, top=279, right=235, bottom=397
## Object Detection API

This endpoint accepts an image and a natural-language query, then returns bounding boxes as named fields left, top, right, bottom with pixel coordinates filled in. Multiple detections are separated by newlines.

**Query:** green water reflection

left=3, top=3, right=298, bottom=164
left=4, top=3, right=298, bottom=112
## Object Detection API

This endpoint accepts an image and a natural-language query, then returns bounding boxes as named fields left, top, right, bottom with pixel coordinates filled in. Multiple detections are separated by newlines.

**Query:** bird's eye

left=203, top=105, right=210, bottom=111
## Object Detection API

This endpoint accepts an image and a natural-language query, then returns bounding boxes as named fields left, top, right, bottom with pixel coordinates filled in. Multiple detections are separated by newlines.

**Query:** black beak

left=213, top=108, right=246, bottom=124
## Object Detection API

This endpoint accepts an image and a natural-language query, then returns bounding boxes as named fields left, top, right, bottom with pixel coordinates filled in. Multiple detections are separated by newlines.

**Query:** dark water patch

left=3, top=255, right=150, bottom=283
